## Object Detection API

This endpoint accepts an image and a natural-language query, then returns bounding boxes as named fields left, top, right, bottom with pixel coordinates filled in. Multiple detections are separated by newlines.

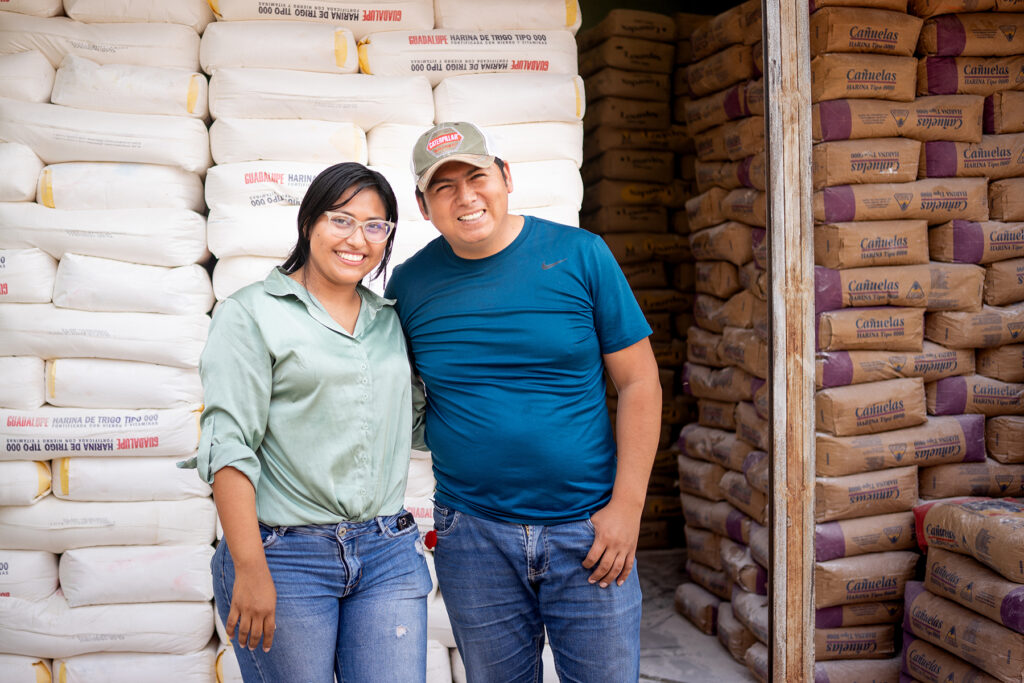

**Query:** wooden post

left=762, top=0, right=816, bottom=678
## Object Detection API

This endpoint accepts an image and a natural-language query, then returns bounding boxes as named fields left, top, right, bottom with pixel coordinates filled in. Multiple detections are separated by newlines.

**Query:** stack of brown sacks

left=578, top=9, right=698, bottom=551
left=902, top=497, right=1024, bottom=682
left=669, top=2, right=769, bottom=680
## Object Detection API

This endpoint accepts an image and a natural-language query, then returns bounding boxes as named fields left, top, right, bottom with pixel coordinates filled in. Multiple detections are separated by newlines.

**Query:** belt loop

left=375, top=516, right=388, bottom=535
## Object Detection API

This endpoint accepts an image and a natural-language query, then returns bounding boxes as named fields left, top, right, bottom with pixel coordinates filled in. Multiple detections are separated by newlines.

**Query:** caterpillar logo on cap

left=426, top=128, right=464, bottom=157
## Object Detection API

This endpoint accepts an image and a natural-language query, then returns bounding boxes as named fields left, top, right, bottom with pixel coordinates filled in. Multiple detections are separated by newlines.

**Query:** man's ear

left=416, top=194, right=430, bottom=220
left=501, top=163, right=513, bottom=194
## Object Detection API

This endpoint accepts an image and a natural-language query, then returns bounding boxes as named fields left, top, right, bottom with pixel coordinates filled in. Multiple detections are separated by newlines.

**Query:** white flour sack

left=368, top=165, right=420, bottom=219
left=0, top=204, right=207, bottom=267
left=0, top=496, right=216, bottom=552
left=357, top=29, right=579, bottom=87
left=209, top=117, right=367, bottom=165
left=0, top=591, right=214, bottom=658
left=216, top=644, right=243, bottom=683
left=54, top=647, right=217, bottom=683
left=37, top=162, right=205, bottom=212
left=207, top=0, right=433, bottom=40
left=0, top=98, right=211, bottom=173
left=200, top=21, right=358, bottom=74
left=433, top=73, right=584, bottom=126
left=52, top=254, right=214, bottom=316
left=0, top=357, right=44, bottom=410
left=59, top=545, right=213, bottom=605
left=366, top=123, right=431, bottom=167
left=506, top=160, right=584, bottom=211
left=0, top=13, right=200, bottom=71
left=483, top=121, right=584, bottom=167
left=524, top=205, right=580, bottom=227
left=46, top=358, right=202, bottom=409
left=51, top=456, right=210, bottom=502
left=205, top=161, right=328, bottom=213
left=211, top=255, right=281, bottom=300
left=0, top=305, right=209, bottom=368
left=0, top=406, right=201, bottom=459
left=0, top=143, right=43, bottom=202
left=0, top=50, right=54, bottom=103
left=0, top=248, right=57, bottom=303
left=209, top=69, right=434, bottom=130
left=0, top=1, right=62, bottom=16
left=62, top=0, right=214, bottom=33
left=0, top=656, right=51, bottom=683
left=434, top=0, right=582, bottom=33
left=51, top=55, right=208, bottom=119
left=0, top=460, right=50, bottom=506
left=0, top=549, right=58, bottom=600
left=207, top=205, right=298, bottom=259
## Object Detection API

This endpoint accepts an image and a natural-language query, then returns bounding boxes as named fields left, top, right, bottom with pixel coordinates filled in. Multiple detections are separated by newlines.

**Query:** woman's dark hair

left=282, top=162, right=398, bottom=281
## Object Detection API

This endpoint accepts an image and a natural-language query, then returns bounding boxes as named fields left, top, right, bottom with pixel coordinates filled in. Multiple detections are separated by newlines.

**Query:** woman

left=195, top=163, right=431, bottom=682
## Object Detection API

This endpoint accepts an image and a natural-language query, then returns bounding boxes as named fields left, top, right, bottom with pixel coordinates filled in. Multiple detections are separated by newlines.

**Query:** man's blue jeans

left=212, top=511, right=432, bottom=683
left=433, top=504, right=642, bottom=683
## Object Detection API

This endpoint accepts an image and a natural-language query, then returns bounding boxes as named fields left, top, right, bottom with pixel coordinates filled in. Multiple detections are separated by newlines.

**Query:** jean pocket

left=432, top=504, right=460, bottom=537
left=259, top=523, right=280, bottom=549
left=381, top=511, right=419, bottom=539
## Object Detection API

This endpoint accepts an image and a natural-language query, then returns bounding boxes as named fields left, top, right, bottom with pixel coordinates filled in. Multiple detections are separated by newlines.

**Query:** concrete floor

left=637, top=549, right=756, bottom=683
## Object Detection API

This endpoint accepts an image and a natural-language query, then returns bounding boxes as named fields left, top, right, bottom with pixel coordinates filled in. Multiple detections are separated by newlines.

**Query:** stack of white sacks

left=0, top=1, right=218, bottom=681
left=0, top=1, right=586, bottom=681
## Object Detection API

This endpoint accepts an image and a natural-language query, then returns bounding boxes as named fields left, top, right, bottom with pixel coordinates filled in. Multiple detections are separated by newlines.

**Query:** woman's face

left=304, top=187, right=389, bottom=292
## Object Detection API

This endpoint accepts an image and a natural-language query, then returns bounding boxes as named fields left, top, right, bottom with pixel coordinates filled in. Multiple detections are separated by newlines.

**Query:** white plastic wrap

left=0, top=655, right=52, bottom=683
left=54, top=647, right=217, bottom=683
left=366, top=123, right=431, bottom=168
left=211, top=256, right=281, bottom=301
left=209, top=69, right=433, bottom=130
left=434, top=73, right=583, bottom=126
left=0, top=406, right=201, bottom=460
left=0, top=357, right=45, bottom=410
left=200, top=21, right=358, bottom=74
left=523, top=205, right=579, bottom=227
left=207, top=205, right=299, bottom=259
left=0, top=1, right=63, bottom=17
left=0, top=248, right=57, bottom=303
left=59, top=545, right=214, bottom=606
left=427, top=592, right=455, bottom=648
left=0, top=591, right=214, bottom=658
left=0, top=98, right=212, bottom=173
left=0, top=50, right=54, bottom=102
left=507, top=160, right=584, bottom=210
left=205, top=161, right=328, bottom=213
left=0, top=497, right=217, bottom=552
left=0, top=203, right=208, bottom=267
left=51, top=456, right=210, bottom=502
left=62, top=0, right=214, bottom=32
left=482, top=121, right=583, bottom=167
left=37, top=162, right=205, bottom=212
left=51, top=55, right=208, bottom=118
left=369, top=165, right=420, bottom=220
left=0, top=460, right=50, bottom=506
left=0, top=143, right=43, bottom=202
left=210, top=117, right=367, bottom=165
left=435, top=0, right=581, bottom=32
left=0, top=549, right=58, bottom=601
left=46, top=358, right=202, bottom=409
left=357, top=29, right=578, bottom=86
left=206, top=0, right=433, bottom=40
left=52, top=254, right=214, bottom=315
left=426, top=640, right=452, bottom=683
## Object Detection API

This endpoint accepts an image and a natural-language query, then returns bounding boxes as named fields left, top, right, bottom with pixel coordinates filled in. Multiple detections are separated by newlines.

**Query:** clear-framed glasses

left=322, top=211, right=395, bottom=244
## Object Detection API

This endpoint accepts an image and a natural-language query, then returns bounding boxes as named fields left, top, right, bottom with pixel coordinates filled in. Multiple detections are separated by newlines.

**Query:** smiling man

left=385, top=122, right=661, bottom=682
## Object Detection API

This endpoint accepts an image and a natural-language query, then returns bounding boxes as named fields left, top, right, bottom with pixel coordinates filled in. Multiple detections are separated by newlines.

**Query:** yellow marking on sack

left=565, top=0, right=577, bottom=27
left=56, top=661, right=65, bottom=683
left=32, top=660, right=51, bottom=683
left=58, top=457, right=70, bottom=496
left=195, top=407, right=203, bottom=442
left=574, top=79, right=582, bottom=119
left=215, top=648, right=227, bottom=683
left=46, top=360, right=57, bottom=399
left=187, top=75, right=200, bottom=114
left=334, top=30, right=349, bottom=67
left=207, top=0, right=222, bottom=19
left=40, top=168, right=54, bottom=208
left=357, top=40, right=372, bottom=74
left=36, top=460, right=51, bottom=497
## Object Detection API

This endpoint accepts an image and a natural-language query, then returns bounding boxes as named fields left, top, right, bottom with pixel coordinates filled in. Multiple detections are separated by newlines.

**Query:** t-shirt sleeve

left=585, top=235, right=653, bottom=354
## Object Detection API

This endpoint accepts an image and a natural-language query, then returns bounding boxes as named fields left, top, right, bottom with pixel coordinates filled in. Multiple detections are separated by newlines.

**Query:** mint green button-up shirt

left=192, top=267, right=423, bottom=526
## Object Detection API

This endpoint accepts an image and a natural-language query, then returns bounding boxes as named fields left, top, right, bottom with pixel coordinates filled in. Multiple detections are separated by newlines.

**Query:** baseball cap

left=411, top=121, right=497, bottom=192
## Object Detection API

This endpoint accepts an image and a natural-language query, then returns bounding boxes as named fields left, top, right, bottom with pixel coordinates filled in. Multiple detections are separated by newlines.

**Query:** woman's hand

left=227, top=558, right=277, bottom=652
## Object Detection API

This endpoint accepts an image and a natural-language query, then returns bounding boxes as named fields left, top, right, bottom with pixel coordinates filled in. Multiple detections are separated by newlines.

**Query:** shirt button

left=362, top=394, right=368, bottom=401
left=361, top=378, right=368, bottom=385
left=360, top=488, right=367, bottom=495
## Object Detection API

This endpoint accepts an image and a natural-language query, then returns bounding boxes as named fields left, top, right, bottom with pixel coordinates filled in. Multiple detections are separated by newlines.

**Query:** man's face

left=418, top=160, right=514, bottom=259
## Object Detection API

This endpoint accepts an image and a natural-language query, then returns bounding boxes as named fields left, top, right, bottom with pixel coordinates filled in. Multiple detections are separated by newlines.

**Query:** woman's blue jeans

left=212, top=511, right=432, bottom=683
left=433, top=504, right=642, bottom=683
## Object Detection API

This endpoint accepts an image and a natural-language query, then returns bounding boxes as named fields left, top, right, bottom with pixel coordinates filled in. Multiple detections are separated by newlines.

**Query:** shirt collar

left=263, top=267, right=395, bottom=335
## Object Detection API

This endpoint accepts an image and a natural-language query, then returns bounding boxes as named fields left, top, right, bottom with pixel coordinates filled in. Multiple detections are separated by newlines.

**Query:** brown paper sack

left=576, top=9, right=676, bottom=51
left=754, top=377, right=769, bottom=419
left=672, top=262, right=695, bottom=289
left=910, top=0, right=995, bottom=18
left=810, top=8, right=923, bottom=57
left=901, top=636, right=1001, bottom=683
left=925, top=302, right=1024, bottom=349
left=815, top=601, right=904, bottom=628
left=924, top=547, right=1024, bottom=634
left=720, top=326, right=768, bottom=378
left=583, top=126, right=691, bottom=160
left=814, top=465, right=918, bottom=522
left=978, top=343, right=1024, bottom=383
left=739, top=261, right=768, bottom=301
left=684, top=82, right=750, bottom=135
left=815, top=511, right=917, bottom=561
left=685, top=186, right=728, bottom=230
left=709, top=501, right=753, bottom=544
left=985, top=258, right=1024, bottom=306
left=811, top=0, right=910, bottom=10
left=815, top=220, right=930, bottom=269
left=689, top=222, right=754, bottom=266
left=813, top=658, right=902, bottom=683
left=917, top=55, right=1024, bottom=98
left=987, top=415, right=1024, bottom=464
left=680, top=492, right=714, bottom=530
left=815, top=625, right=896, bottom=660
left=919, top=13, right=1024, bottom=57
left=817, top=307, right=925, bottom=352
left=919, top=458, right=1024, bottom=499
left=579, top=37, right=675, bottom=77
left=710, top=431, right=756, bottom=472
left=815, top=263, right=985, bottom=312
left=815, top=551, right=919, bottom=608
left=584, top=97, right=671, bottom=133
left=582, top=149, right=674, bottom=184
left=686, top=558, right=731, bottom=600
left=686, top=43, right=755, bottom=97
left=690, top=0, right=761, bottom=61
left=698, top=399, right=737, bottom=430
left=921, top=498, right=1024, bottom=583
left=695, top=159, right=744, bottom=192
left=720, top=537, right=767, bottom=594
left=587, top=206, right=668, bottom=235
left=721, top=189, right=766, bottom=227
left=732, top=586, right=770, bottom=643
left=813, top=177, right=989, bottom=225
left=986, top=91, right=1024, bottom=135
left=734, top=401, right=769, bottom=451
left=816, top=342, right=974, bottom=389
left=925, top=374, right=1024, bottom=416
left=684, top=362, right=759, bottom=402
left=813, top=138, right=921, bottom=189
left=816, top=377, right=927, bottom=436
left=717, top=603, right=758, bottom=663
left=813, top=95, right=984, bottom=143
left=811, top=53, right=918, bottom=103
left=815, top=414, right=985, bottom=476
left=720, top=469, right=767, bottom=524
left=930, top=220, right=1024, bottom=265
left=989, top=178, right=1024, bottom=221
left=698, top=290, right=758, bottom=332
left=673, top=582, right=720, bottom=635
left=750, top=521, right=769, bottom=569
left=743, top=449, right=769, bottom=494
left=694, top=116, right=764, bottom=162
left=745, top=643, right=769, bottom=683
left=585, top=68, right=671, bottom=103
left=582, top=179, right=687, bottom=213
left=685, top=525, right=723, bottom=570
left=695, top=260, right=741, bottom=299
left=687, top=326, right=725, bottom=367
left=678, top=453, right=726, bottom=501
left=921, top=133, right=1024, bottom=180
left=621, top=262, right=668, bottom=290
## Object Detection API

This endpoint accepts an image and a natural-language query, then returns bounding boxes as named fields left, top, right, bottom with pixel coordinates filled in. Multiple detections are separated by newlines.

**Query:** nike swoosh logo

left=542, top=259, right=567, bottom=270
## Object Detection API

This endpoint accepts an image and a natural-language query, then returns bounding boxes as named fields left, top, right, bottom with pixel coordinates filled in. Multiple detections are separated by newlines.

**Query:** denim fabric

left=212, top=511, right=432, bottom=683
left=432, top=505, right=642, bottom=683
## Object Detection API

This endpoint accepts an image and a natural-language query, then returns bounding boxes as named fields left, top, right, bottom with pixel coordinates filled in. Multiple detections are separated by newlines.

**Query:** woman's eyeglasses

left=323, top=211, right=395, bottom=243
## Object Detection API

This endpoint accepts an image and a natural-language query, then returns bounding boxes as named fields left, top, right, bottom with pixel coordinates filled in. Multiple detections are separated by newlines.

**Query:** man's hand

left=582, top=498, right=644, bottom=588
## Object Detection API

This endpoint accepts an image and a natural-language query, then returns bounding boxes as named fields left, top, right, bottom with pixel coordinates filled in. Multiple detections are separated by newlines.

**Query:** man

left=385, top=121, right=661, bottom=682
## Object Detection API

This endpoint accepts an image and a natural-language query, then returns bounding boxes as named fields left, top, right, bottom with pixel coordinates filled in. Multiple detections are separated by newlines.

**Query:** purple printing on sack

left=815, top=521, right=848, bottom=562
left=817, top=99, right=853, bottom=141
left=819, top=351, right=854, bottom=388
left=932, top=15, right=967, bottom=57
left=954, top=414, right=987, bottom=462
left=924, top=140, right=958, bottom=177
left=821, top=185, right=857, bottom=222
left=815, top=605, right=845, bottom=629
left=1001, top=585, right=1024, bottom=634
left=931, top=376, right=968, bottom=415
left=949, top=219, right=986, bottom=263
left=815, top=265, right=844, bottom=314
left=984, top=93, right=996, bottom=134
left=924, top=57, right=959, bottom=96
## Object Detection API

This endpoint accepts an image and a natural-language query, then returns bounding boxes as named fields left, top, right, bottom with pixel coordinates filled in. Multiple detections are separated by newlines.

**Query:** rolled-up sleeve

left=195, top=299, right=272, bottom=491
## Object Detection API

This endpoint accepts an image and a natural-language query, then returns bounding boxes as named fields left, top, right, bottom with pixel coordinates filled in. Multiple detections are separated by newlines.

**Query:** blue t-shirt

left=385, top=216, right=651, bottom=524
